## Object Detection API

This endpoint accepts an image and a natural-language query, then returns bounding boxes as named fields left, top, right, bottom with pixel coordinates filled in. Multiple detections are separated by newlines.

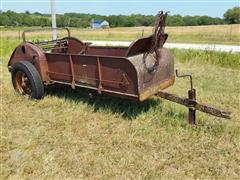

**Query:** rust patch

left=139, top=76, right=175, bottom=101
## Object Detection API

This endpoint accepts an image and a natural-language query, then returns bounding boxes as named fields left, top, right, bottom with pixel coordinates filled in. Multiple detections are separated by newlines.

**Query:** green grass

left=1, top=36, right=240, bottom=179
left=172, top=48, right=240, bottom=69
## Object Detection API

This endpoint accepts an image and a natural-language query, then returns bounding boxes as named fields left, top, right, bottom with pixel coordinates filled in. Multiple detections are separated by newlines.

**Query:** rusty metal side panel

left=71, top=55, right=98, bottom=86
left=45, top=53, right=139, bottom=97
left=86, top=46, right=128, bottom=57
left=126, top=35, right=152, bottom=57
left=45, top=54, right=72, bottom=82
left=64, top=37, right=86, bottom=54
left=128, top=47, right=175, bottom=101
left=93, top=56, right=138, bottom=95
left=125, top=34, right=168, bottom=57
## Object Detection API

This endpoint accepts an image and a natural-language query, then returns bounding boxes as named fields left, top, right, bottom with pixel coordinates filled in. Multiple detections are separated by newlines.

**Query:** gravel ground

left=85, top=40, right=240, bottom=52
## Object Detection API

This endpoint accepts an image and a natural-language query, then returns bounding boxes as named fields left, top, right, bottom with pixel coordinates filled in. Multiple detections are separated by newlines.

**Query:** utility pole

left=50, top=0, right=57, bottom=40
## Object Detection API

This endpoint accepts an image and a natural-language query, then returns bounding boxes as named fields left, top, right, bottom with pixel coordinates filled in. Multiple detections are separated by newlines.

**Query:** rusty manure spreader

left=8, top=12, right=231, bottom=124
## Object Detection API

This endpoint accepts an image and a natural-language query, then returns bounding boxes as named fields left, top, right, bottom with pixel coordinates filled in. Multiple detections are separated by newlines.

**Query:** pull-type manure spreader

left=8, top=12, right=230, bottom=124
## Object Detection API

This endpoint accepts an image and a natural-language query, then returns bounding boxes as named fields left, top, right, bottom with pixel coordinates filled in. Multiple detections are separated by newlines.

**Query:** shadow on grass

left=45, top=84, right=163, bottom=120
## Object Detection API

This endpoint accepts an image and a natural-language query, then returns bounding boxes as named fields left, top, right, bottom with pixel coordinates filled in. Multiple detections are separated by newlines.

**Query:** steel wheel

left=11, top=61, right=44, bottom=99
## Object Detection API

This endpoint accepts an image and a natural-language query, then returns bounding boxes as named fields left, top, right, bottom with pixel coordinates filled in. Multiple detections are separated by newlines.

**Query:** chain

left=143, top=11, right=168, bottom=73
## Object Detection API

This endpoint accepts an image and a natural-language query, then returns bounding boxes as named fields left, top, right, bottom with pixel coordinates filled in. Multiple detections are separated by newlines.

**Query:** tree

left=0, top=10, right=233, bottom=27
left=183, top=16, right=199, bottom=26
left=224, top=6, right=240, bottom=24
left=167, top=15, right=184, bottom=26
left=23, top=15, right=34, bottom=26
left=57, top=16, right=71, bottom=27
left=0, top=14, right=11, bottom=26
left=39, top=17, right=50, bottom=27
left=34, top=12, right=42, bottom=16
left=198, top=16, right=212, bottom=25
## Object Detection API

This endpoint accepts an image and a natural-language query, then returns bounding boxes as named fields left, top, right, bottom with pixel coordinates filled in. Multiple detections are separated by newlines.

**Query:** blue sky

left=1, top=0, right=239, bottom=18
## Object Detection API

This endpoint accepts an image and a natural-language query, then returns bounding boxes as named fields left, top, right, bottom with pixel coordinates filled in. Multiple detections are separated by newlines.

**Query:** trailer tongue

left=156, top=70, right=230, bottom=124
left=8, top=11, right=231, bottom=124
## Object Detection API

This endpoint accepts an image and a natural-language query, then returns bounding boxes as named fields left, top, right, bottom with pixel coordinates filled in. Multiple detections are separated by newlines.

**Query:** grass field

left=2, top=24, right=240, bottom=45
left=1, top=29, right=240, bottom=179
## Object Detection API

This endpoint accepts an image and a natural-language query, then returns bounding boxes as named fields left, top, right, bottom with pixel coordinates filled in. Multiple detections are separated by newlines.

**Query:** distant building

left=90, top=19, right=109, bottom=28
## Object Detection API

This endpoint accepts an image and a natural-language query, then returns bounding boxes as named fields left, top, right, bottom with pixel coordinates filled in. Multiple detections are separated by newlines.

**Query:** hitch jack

left=155, top=70, right=231, bottom=124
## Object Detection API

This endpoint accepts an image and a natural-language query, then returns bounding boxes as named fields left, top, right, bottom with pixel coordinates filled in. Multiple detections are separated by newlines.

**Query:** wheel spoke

left=15, top=71, right=32, bottom=96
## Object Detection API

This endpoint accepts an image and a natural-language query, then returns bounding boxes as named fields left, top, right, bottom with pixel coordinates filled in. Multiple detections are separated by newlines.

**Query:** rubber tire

left=11, top=61, right=44, bottom=99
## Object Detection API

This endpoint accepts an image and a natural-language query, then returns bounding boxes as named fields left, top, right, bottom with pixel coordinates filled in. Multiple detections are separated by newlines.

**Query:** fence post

left=230, top=24, right=232, bottom=40
left=18, top=30, right=21, bottom=40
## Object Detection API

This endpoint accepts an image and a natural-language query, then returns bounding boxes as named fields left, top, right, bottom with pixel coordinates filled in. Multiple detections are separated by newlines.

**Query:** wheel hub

left=15, top=71, right=32, bottom=96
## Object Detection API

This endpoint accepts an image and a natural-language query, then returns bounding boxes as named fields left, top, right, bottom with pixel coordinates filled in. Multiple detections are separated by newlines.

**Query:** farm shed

left=90, top=19, right=109, bottom=28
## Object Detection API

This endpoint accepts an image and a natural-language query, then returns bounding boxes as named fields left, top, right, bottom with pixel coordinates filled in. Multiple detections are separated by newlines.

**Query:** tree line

left=0, top=7, right=239, bottom=28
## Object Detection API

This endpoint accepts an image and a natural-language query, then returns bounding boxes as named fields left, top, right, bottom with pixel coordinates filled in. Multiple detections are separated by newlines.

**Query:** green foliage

left=57, top=15, right=71, bottom=27
left=0, top=10, right=51, bottom=27
left=0, top=10, right=227, bottom=28
left=224, top=6, right=240, bottom=24
left=167, top=15, right=185, bottom=26
left=172, top=48, right=240, bottom=69
left=183, top=16, right=199, bottom=26
left=0, top=14, right=11, bottom=26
